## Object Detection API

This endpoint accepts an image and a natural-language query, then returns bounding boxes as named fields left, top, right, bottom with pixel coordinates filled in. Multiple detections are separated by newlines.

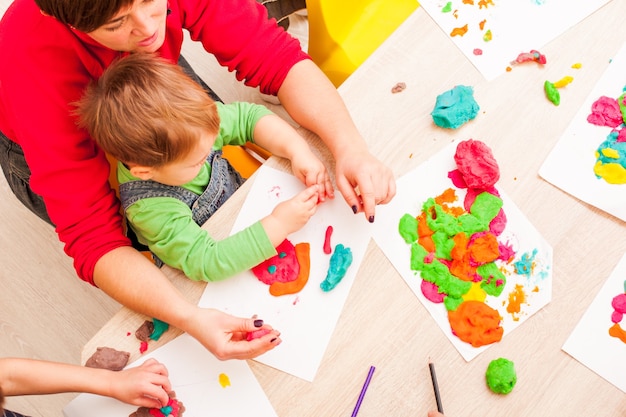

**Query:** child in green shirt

left=76, top=52, right=333, bottom=282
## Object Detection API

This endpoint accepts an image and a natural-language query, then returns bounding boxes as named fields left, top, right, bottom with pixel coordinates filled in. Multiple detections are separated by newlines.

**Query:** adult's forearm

left=93, top=246, right=195, bottom=331
left=277, top=60, right=368, bottom=158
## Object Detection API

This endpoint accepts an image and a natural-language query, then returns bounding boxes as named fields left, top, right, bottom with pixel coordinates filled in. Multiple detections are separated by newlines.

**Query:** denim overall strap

left=119, top=151, right=245, bottom=266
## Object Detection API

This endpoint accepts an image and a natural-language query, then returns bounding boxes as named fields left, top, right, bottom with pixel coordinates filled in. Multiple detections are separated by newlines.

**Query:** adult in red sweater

left=0, top=0, right=396, bottom=360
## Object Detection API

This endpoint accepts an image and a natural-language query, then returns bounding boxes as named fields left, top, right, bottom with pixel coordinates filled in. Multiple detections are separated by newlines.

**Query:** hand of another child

left=290, top=152, right=334, bottom=203
left=109, top=358, right=171, bottom=408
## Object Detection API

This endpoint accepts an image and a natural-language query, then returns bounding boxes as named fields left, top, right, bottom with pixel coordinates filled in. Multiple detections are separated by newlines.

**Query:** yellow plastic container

left=306, top=0, right=419, bottom=87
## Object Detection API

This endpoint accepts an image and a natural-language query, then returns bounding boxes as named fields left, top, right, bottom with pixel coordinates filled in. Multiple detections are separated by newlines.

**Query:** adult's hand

left=94, top=247, right=281, bottom=363
left=334, top=147, right=395, bottom=222
left=184, top=308, right=281, bottom=360
left=277, top=59, right=396, bottom=222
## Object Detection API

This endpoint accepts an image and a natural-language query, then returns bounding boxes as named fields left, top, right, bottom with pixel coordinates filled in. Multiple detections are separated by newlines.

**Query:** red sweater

left=0, top=0, right=309, bottom=285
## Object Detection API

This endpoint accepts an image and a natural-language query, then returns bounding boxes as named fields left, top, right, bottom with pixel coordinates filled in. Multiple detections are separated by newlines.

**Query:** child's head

left=76, top=52, right=220, bottom=185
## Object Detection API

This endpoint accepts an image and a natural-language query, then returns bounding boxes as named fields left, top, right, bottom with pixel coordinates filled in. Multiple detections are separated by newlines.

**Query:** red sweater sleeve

left=0, top=0, right=309, bottom=284
left=0, top=0, right=130, bottom=285
left=174, top=0, right=310, bottom=95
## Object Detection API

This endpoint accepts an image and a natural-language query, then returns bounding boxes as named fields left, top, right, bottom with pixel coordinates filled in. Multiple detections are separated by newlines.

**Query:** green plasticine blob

left=444, top=295, right=464, bottom=311
left=469, top=192, right=503, bottom=226
left=408, top=242, right=472, bottom=300
left=544, top=81, right=560, bottom=106
left=320, top=244, right=353, bottom=292
left=486, top=358, right=517, bottom=394
left=424, top=199, right=463, bottom=237
left=619, top=92, right=626, bottom=124
left=478, top=263, right=507, bottom=297
left=410, top=242, right=428, bottom=271
left=399, top=213, right=419, bottom=244
left=149, top=318, right=169, bottom=341
left=432, top=230, right=455, bottom=260
left=442, top=1, right=452, bottom=12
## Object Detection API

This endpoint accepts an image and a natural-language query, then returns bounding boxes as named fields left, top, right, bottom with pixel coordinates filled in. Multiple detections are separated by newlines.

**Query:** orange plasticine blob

left=609, top=323, right=626, bottom=343
left=468, top=233, right=500, bottom=264
left=448, top=301, right=503, bottom=347
left=450, top=24, right=468, bottom=37
left=270, top=243, right=311, bottom=296
left=506, top=284, right=526, bottom=321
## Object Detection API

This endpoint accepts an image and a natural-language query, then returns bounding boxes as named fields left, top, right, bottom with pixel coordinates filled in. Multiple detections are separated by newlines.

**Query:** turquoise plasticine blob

left=149, top=318, right=170, bottom=341
left=320, top=244, right=353, bottom=292
left=431, top=85, right=480, bottom=129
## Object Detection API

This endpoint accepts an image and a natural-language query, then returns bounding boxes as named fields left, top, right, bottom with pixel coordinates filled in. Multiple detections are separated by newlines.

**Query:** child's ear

left=129, top=166, right=155, bottom=180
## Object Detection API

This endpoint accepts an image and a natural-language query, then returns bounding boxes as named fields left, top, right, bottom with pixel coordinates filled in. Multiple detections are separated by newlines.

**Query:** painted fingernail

left=368, top=215, right=375, bottom=223
left=352, top=205, right=357, bottom=214
left=270, top=338, right=277, bottom=343
left=254, top=319, right=263, bottom=327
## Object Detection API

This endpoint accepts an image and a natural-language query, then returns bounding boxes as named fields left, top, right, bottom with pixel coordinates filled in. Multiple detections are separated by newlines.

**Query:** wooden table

left=83, top=2, right=626, bottom=416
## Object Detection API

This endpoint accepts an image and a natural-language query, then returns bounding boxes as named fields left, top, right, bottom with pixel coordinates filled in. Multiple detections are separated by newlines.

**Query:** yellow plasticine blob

left=601, top=147, right=620, bottom=159
left=553, top=76, right=573, bottom=88
left=594, top=161, right=626, bottom=184
left=571, top=63, right=582, bottom=69
left=462, top=282, right=487, bottom=303
left=218, top=373, right=231, bottom=388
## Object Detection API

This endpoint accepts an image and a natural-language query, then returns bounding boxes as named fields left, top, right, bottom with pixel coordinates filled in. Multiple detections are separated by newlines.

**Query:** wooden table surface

left=83, top=2, right=626, bottom=416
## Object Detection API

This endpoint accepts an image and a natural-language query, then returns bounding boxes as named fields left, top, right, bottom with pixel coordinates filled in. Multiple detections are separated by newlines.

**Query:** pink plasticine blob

left=587, top=96, right=622, bottom=128
left=421, top=280, right=445, bottom=303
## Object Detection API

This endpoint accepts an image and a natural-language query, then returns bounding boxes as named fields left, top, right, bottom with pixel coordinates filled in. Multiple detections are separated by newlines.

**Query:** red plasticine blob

left=323, top=226, right=333, bottom=254
left=252, top=239, right=299, bottom=285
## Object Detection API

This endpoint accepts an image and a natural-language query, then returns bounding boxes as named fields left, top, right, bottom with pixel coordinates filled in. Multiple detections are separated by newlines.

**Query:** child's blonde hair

left=76, top=52, right=220, bottom=168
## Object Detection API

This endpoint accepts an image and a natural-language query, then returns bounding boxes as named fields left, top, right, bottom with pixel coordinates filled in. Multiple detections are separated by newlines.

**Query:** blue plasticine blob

left=320, top=244, right=353, bottom=292
left=431, top=85, right=480, bottom=129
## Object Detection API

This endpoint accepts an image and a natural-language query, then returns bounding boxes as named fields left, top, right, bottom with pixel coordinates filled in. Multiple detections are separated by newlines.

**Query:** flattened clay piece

left=252, top=239, right=299, bottom=285
left=85, top=347, right=130, bottom=371
left=135, top=320, right=155, bottom=342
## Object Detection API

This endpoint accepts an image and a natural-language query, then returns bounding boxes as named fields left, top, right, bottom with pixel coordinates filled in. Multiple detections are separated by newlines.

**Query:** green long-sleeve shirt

left=118, top=102, right=277, bottom=282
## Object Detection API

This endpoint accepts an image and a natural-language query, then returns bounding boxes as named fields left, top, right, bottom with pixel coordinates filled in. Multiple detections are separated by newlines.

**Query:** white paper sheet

left=198, top=165, right=372, bottom=382
left=63, top=333, right=278, bottom=417
left=372, top=140, right=552, bottom=361
left=562, top=253, right=626, bottom=393
left=419, top=0, right=611, bottom=81
left=539, top=41, right=626, bottom=222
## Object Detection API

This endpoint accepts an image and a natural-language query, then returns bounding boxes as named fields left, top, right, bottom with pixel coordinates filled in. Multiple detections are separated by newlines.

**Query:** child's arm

left=252, top=114, right=334, bottom=202
left=0, top=357, right=171, bottom=408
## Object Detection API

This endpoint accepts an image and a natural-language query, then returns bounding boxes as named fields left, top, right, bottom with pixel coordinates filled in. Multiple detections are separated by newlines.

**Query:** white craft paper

left=539, top=41, right=626, bottom=222
left=562, top=253, right=626, bottom=393
left=63, top=333, right=278, bottom=417
left=372, top=140, right=552, bottom=361
left=419, top=0, right=611, bottom=81
left=198, top=165, right=372, bottom=382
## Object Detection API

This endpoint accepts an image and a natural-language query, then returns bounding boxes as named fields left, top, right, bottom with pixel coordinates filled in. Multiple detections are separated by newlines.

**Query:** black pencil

left=429, top=361, right=444, bottom=414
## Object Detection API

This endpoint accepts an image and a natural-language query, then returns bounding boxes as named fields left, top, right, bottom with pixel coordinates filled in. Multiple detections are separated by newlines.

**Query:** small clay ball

left=486, top=357, right=517, bottom=394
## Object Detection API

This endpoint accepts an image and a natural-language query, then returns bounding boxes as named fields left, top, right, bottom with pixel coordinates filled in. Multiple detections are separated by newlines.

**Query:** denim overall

left=119, top=150, right=245, bottom=266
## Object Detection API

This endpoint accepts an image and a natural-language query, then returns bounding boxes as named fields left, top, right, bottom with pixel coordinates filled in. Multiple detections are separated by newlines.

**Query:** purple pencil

left=351, top=365, right=376, bottom=417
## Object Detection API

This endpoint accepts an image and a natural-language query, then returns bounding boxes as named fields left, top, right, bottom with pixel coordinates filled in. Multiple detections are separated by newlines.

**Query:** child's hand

left=290, top=152, right=334, bottom=203
left=109, top=358, right=172, bottom=408
left=262, top=185, right=319, bottom=246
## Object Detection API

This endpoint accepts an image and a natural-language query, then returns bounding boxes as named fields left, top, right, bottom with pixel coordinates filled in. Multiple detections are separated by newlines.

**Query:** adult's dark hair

left=34, top=0, right=135, bottom=32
